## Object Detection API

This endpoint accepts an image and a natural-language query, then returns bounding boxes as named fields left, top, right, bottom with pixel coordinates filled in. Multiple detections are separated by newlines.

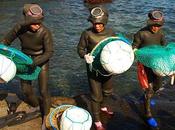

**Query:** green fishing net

left=135, top=43, right=175, bottom=76
left=0, top=44, right=41, bottom=80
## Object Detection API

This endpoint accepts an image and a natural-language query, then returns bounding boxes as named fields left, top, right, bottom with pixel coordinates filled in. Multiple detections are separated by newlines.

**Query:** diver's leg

left=144, top=67, right=158, bottom=128
left=89, top=78, right=106, bottom=130
left=153, top=74, right=162, bottom=92
left=143, top=66, right=154, bottom=118
left=86, top=64, right=105, bottom=130
left=144, top=83, right=154, bottom=118
left=144, top=83, right=158, bottom=128
left=89, top=78, right=103, bottom=122
left=38, top=63, right=51, bottom=130
left=21, top=80, right=39, bottom=107
left=101, top=76, right=114, bottom=115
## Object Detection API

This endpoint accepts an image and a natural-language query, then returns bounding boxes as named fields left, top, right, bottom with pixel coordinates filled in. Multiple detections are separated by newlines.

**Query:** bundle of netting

left=46, top=105, right=92, bottom=130
left=0, top=44, right=41, bottom=80
left=135, top=43, right=175, bottom=76
left=90, top=35, right=134, bottom=76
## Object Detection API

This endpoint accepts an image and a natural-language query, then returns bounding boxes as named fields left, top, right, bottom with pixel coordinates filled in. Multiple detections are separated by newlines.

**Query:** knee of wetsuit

left=145, top=86, right=154, bottom=98
left=22, top=89, right=32, bottom=97
left=145, top=92, right=153, bottom=99
left=40, top=63, right=49, bottom=71
left=103, top=89, right=113, bottom=96
left=21, top=84, right=33, bottom=96
left=153, top=84, right=162, bottom=92
left=91, top=95, right=103, bottom=103
left=40, top=88, right=49, bottom=97
left=153, top=87, right=159, bottom=93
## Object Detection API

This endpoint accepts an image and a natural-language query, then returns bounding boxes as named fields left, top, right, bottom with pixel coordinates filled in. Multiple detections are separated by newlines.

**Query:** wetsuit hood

left=147, top=10, right=164, bottom=26
left=23, top=4, right=44, bottom=24
left=88, top=6, right=108, bottom=25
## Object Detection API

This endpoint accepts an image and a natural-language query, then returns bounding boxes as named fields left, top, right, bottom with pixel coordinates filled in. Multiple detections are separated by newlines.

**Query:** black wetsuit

left=133, top=26, right=165, bottom=118
left=77, top=27, right=115, bottom=121
left=2, top=21, right=53, bottom=118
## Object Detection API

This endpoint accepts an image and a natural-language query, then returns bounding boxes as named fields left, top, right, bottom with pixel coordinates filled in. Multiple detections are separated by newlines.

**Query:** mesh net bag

left=135, top=43, right=175, bottom=76
left=46, top=105, right=73, bottom=130
left=90, top=37, right=118, bottom=76
left=0, top=44, right=41, bottom=80
left=90, top=34, right=132, bottom=76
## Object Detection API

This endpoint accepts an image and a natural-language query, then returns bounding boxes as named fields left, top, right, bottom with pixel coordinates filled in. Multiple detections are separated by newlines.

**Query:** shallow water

left=0, top=0, right=174, bottom=97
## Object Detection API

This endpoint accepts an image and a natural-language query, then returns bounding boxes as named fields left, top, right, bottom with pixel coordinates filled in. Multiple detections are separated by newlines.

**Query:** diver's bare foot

left=95, top=121, right=106, bottom=130
left=101, top=107, right=114, bottom=115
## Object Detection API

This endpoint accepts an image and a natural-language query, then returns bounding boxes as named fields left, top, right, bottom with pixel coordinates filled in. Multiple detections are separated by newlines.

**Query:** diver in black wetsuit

left=132, top=10, right=166, bottom=128
left=1, top=4, right=53, bottom=130
left=77, top=6, right=115, bottom=130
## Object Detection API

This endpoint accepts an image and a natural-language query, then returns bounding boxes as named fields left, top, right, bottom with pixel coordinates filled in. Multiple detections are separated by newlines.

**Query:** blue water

left=0, top=0, right=174, bottom=97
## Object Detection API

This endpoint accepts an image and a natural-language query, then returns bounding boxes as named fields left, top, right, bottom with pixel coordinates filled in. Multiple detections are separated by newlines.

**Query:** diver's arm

left=132, top=32, right=142, bottom=50
left=32, top=30, right=54, bottom=66
left=2, top=23, right=23, bottom=45
left=77, top=31, right=88, bottom=58
left=161, top=32, right=166, bottom=46
left=2, top=17, right=43, bottom=45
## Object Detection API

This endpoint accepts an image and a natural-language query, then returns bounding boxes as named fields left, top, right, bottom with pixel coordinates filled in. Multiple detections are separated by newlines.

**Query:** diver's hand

left=133, top=48, right=138, bottom=60
left=28, top=63, right=36, bottom=72
left=133, top=48, right=138, bottom=53
left=0, top=40, right=8, bottom=45
left=84, top=54, right=94, bottom=64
